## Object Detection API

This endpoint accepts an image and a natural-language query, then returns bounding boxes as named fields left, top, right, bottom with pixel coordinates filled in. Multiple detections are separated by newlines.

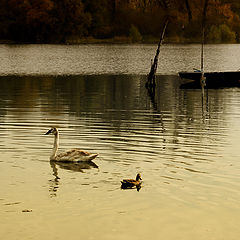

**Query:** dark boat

left=179, top=71, right=240, bottom=88
left=179, top=1, right=240, bottom=89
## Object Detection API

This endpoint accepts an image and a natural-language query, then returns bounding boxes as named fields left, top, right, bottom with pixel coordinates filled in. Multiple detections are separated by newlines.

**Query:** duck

left=121, top=173, right=142, bottom=189
left=45, top=127, right=98, bottom=162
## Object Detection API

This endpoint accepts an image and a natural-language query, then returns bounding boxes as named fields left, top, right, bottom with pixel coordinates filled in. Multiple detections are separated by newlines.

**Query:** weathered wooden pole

left=146, top=19, right=169, bottom=89
left=200, top=0, right=209, bottom=110
left=201, top=0, right=209, bottom=72
left=200, top=0, right=209, bottom=90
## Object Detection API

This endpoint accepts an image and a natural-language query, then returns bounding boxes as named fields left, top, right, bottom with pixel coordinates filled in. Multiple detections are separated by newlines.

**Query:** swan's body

left=121, top=173, right=142, bottom=189
left=45, top=127, right=98, bottom=162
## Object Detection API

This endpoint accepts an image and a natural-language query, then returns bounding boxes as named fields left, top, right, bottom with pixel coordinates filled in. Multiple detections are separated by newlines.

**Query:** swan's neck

left=50, top=132, right=59, bottom=160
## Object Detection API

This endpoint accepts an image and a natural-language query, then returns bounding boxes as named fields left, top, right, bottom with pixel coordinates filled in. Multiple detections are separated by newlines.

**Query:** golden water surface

left=0, top=74, right=239, bottom=240
left=0, top=44, right=240, bottom=240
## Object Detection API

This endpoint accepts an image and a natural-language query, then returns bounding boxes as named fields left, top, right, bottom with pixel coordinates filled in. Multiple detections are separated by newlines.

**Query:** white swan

left=45, top=127, right=98, bottom=162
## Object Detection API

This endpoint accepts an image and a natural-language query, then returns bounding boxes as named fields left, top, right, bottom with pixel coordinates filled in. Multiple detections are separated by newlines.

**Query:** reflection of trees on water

left=0, top=75, right=231, bottom=146
left=48, top=160, right=98, bottom=197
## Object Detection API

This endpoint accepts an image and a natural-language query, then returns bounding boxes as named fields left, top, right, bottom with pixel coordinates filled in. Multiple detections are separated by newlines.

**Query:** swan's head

left=136, top=173, right=142, bottom=181
left=45, top=127, right=58, bottom=136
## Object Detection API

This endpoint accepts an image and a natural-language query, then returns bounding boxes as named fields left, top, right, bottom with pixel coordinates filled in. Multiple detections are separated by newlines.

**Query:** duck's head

left=136, top=173, right=142, bottom=181
left=45, top=127, right=58, bottom=136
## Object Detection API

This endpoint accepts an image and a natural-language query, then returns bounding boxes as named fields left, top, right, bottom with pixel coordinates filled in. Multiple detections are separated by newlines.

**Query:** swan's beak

left=45, top=129, right=52, bottom=135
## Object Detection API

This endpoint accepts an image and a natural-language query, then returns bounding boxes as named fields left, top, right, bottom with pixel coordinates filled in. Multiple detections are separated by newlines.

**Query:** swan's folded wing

left=55, top=149, right=98, bottom=162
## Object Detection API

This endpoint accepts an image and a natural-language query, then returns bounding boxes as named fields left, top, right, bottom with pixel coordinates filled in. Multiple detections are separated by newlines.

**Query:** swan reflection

left=49, top=160, right=98, bottom=197
left=49, top=161, right=60, bottom=197
left=51, top=160, right=98, bottom=173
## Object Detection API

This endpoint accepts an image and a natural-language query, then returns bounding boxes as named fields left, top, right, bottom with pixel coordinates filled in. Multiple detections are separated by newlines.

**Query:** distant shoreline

left=0, top=37, right=237, bottom=45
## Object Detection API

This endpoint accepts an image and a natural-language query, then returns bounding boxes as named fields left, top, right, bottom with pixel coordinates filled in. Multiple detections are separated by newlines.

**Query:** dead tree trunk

left=146, top=19, right=168, bottom=89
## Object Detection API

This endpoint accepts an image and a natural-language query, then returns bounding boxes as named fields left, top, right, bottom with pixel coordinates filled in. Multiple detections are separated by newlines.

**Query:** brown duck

left=121, top=173, right=142, bottom=189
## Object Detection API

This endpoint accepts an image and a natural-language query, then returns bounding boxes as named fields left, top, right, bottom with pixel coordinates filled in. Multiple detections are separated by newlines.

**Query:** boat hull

left=179, top=71, right=240, bottom=88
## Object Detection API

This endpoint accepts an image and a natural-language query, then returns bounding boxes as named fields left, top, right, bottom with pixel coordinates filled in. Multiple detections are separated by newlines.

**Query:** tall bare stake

left=200, top=0, right=209, bottom=120
left=200, top=0, right=209, bottom=92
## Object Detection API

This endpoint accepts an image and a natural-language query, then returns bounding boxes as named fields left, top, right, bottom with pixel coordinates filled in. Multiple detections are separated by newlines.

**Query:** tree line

left=0, top=0, right=240, bottom=43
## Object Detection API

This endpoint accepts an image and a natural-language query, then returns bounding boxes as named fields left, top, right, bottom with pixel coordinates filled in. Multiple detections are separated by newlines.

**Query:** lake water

left=0, top=44, right=240, bottom=240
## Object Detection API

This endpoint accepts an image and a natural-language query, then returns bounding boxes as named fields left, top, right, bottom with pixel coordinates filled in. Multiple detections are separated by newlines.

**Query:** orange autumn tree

left=6, top=0, right=54, bottom=42
left=206, top=0, right=238, bottom=42
left=25, top=0, right=54, bottom=41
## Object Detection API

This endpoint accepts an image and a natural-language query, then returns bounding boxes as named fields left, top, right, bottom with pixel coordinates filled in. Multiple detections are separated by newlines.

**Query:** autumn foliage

left=0, top=0, right=239, bottom=43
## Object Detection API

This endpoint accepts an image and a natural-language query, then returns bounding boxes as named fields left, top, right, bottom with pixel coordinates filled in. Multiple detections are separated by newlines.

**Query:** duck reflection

left=121, top=185, right=142, bottom=192
left=48, top=161, right=98, bottom=197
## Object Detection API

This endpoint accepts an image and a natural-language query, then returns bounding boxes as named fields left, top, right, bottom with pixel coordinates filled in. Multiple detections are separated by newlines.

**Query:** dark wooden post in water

left=146, top=19, right=168, bottom=89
